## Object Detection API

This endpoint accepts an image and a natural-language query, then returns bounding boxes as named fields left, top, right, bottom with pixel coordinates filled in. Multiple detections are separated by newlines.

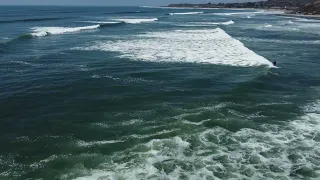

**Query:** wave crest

left=111, top=18, right=158, bottom=24
left=193, top=20, right=235, bottom=26
left=169, top=12, right=203, bottom=15
left=30, top=25, right=100, bottom=37
left=75, top=28, right=273, bottom=67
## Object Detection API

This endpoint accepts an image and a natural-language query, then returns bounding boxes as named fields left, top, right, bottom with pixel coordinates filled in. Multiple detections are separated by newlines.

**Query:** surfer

left=273, top=61, right=276, bottom=66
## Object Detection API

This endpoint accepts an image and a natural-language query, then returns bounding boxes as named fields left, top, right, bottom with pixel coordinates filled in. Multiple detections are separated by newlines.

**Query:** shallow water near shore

left=1, top=6, right=320, bottom=180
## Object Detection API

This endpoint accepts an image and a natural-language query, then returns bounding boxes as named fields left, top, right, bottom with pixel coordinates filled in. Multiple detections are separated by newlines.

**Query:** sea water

left=1, top=6, right=320, bottom=180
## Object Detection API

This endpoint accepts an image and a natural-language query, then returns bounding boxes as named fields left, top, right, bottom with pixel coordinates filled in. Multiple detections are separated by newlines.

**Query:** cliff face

left=266, top=0, right=312, bottom=7
left=300, top=1, right=320, bottom=14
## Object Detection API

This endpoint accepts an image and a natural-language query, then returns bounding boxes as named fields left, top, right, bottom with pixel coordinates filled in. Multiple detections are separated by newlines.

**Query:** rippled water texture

left=1, top=6, right=320, bottom=180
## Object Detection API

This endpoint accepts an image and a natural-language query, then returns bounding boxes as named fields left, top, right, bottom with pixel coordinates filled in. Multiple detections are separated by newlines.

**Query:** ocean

left=1, top=5, right=320, bottom=180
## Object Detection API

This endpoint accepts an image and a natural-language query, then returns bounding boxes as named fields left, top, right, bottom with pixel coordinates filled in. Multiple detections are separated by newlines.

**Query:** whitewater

left=1, top=5, right=320, bottom=180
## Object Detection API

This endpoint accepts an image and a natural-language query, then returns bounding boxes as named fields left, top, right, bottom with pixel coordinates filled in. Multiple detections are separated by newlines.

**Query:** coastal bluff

left=167, top=0, right=320, bottom=15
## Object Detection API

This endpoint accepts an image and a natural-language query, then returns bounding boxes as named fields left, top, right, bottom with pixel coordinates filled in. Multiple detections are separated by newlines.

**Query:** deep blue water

left=1, top=6, right=320, bottom=180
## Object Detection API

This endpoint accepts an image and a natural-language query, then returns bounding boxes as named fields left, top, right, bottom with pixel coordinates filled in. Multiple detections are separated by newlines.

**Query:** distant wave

left=0, top=17, right=62, bottom=24
left=104, top=11, right=148, bottom=15
left=0, top=22, right=125, bottom=48
left=238, top=37, right=320, bottom=45
left=212, top=11, right=264, bottom=16
left=263, top=24, right=273, bottom=28
left=169, top=12, right=203, bottom=15
left=176, top=20, right=235, bottom=27
left=80, top=21, right=125, bottom=27
left=81, top=21, right=122, bottom=24
left=295, top=18, right=320, bottom=23
left=197, top=20, right=235, bottom=25
left=30, top=25, right=101, bottom=37
left=29, top=22, right=127, bottom=37
left=111, top=18, right=158, bottom=24
left=220, top=20, right=235, bottom=25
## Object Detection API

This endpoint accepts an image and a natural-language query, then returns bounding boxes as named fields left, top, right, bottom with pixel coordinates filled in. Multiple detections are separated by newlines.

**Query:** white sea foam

left=31, top=25, right=100, bottom=37
left=72, top=100, right=320, bottom=180
left=90, top=74, right=158, bottom=84
left=9, top=60, right=42, bottom=67
left=30, top=155, right=59, bottom=169
left=175, top=24, right=214, bottom=27
left=91, top=123, right=109, bottom=128
left=111, top=18, right=158, bottom=24
left=75, top=64, right=89, bottom=72
left=212, top=10, right=283, bottom=16
left=295, top=18, right=320, bottom=23
left=129, top=129, right=178, bottom=139
left=209, top=20, right=234, bottom=25
left=91, top=74, right=120, bottom=80
left=169, top=12, right=203, bottom=15
left=80, top=21, right=121, bottom=24
left=238, top=37, right=320, bottom=45
left=77, top=28, right=273, bottom=67
left=263, top=24, right=273, bottom=28
left=121, top=119, right=143, bottom=126
left=193, top=20, right=235, bottom=26
left=212, top=11, right=264, bottom=16
left=77, top=140, right=124, bottom=147
left=182, top=119, right=211, bottom=125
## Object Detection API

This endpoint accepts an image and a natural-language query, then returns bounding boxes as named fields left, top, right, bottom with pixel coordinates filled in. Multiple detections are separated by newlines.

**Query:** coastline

left=148, top=5, right=320, bottom=19
left=278, top=13, right=320, bottom=19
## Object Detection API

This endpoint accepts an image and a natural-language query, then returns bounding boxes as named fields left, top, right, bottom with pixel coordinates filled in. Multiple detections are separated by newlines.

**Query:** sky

left=0, top=0, right=263, bottom=6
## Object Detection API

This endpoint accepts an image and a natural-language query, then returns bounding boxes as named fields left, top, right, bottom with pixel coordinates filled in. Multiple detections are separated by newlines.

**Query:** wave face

left=169, top=12, right=203, bottom=15
left=76, top=28, right=273, bottom=67
left=111, top=18, right=158, bottom=24
left=30, top=25, right=100, bottom=37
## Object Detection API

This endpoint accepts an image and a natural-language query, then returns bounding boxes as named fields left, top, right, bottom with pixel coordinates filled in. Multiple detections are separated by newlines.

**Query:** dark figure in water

left=273, top=61, right=276, bottom=66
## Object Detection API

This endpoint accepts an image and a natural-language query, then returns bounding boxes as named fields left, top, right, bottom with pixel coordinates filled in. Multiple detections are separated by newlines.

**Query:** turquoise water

left=1, top=6, right=320, bottom=180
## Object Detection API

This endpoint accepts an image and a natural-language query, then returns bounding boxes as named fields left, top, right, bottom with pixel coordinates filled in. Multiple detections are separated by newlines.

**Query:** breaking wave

left=238, top=37, right=320, bottom=45
left=212, top=11, right=264, bottom=16
left=75, top=28, right=273, bottom=67
left=194, top=20, right=235, bottom=25
left=30, top=25, right=100, bottom=37
left=81, top=21, right=123, bottom=25
left=111, top=18, right=158, bottom=24
left=263, top=24, right=273, bottom=28
left=212, top=10, right=282, bottom=16
left=169, top=12, right=203, bottom=15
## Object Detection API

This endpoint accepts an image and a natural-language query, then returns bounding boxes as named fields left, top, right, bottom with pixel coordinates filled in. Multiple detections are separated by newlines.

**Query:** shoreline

left=278, top=13, right=320, bottom=19
left=148, top=5, right=320, bottom=19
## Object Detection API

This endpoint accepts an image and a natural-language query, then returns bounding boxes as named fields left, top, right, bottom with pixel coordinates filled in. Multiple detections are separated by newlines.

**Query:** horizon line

left=0, top=4, right=147, bottom=7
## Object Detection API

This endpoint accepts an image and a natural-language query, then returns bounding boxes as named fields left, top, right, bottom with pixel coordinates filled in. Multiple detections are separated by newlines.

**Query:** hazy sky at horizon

left=0, top=0, right=263, bottom=6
